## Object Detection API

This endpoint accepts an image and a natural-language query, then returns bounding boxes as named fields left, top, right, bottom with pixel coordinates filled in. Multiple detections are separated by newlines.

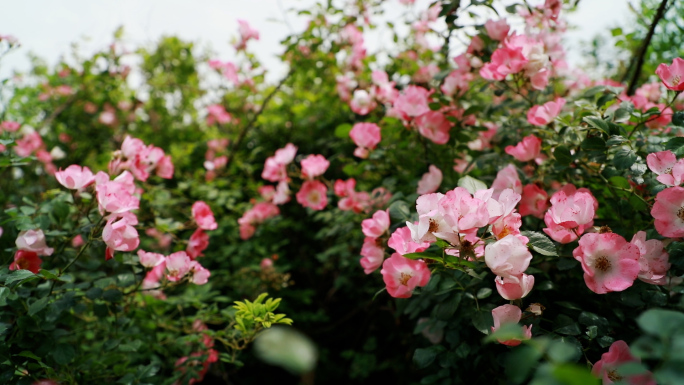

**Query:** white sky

left=0, top=0, right=634, bottom=83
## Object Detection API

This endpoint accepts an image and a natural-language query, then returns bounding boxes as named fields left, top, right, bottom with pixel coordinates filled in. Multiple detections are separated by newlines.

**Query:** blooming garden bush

left=2, top=0, right=684, bottom=383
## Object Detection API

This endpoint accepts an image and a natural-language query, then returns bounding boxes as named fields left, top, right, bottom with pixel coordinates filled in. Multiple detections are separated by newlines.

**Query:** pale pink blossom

left=406, top=193, right=449, bottom=243
left=192, top=201, right=218, bottom=231
left=413, top=64, right=439, bottom=83
left=491, top=164, right=522, bottom=198
left=647, top=150, right=684, bottom=186
left=350, top=122, right=381, bottom=158
left=235, top=19, right=259, bottom=50
left=393, top=86, right=431, bottom=117
left=485, top=19, right=510, bottom=41
left=417, top=165, right=442, bottom=194
left=630, top=231, right=670, bottom=285
left=16, top=229, right=53, bottom=256
left=491, top=304, right=532, bottom=346
left=361, top=210, right=390, bottom=238
left=592, top=341, right=656, bottom=385
left=380, top=253, right=431, bottom=298
left=0, top=121, right=20, bottom=132
left=55, top=165, right=95, bottom=190
left=573, top=233, right=640, bottom=294
left=543, top=184, right=597, bottom=243
left=300, top=154, right=329, bottom=179
left=656, top=57, right=684, bottom=91
left=441, top=70, right=473, bottom=96
left=388, top=226, right=430, bottom=255
left=14, top=132, right=43, bottom=157
left=9, top=250, right=42, bottom=274
left=274, top=143, right=297, bottom=164
left=415, top=111, right=451, bottom=144
left=492, top=212, right=524, bottom=240
left=360, top=237, right=384, bottom=274
left=527, top=98, right=566, bottom=126
left=439, top=187, right=491, bottom=235
left=296, top=180, right=328, bottom=210
left=349, top=89, right=377, bottom=115
left=189, top=261, right=211, bottom=285
left=103, top=217, right=140, bottom=252
left=206, top=104, right=232, bottom=125
left=187, top=229, right=209, bottom=259
left=652, top=186, right=684, bottom=237
left=165, top=251, right=192, bottom=282
left=519, top=184, right=549, bottom=218
left=485, top=235, right=533, bottom=278
left=495, top=274, right=534, bottom=300
left=96, top=173, right=139, bottom=214
left=505, top=135, right=542, bottom=162
left=137, top=250, right=165, bottom=268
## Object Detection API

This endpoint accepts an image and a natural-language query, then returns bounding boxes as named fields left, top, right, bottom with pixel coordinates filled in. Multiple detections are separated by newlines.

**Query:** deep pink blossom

left=527, top=98, right=566, bottom=126
left=630, top=231, right=670, bottom=285
left=417, top=165, right=442, bottom=194
left=192, top=201, right=218, bottom=231
left=519, top=184, right=549, bottom=218
left=380, top=253, right=431, bottom=298
left=491, top=304, right=532, bottom=346
left=300, top=154, right=329, bottom=179
left=55, top=165, right=95, bottom=190
left=480, top=46, right=527, bottom=81
left=15, top=131, right=44, bottom=157
left=592, top=340, right=656, bottom=385
left=656, top=57, right=684, bottom=91
left=573, top=233, right=640, bottom=294
left=505, top=135, right=542, bottom=162
left=9, top=250, right=42, bottom=274
left=350, top=122, right=381, bottom=158
left=187, top=229, right=209, bottom=259
left=495, top=274, right=534, bottom=300
left=16, top=229, right=53, bottom=256
left=296, top=180, right=328, bottom=210
left=0, top=121, right=20, bottom=132
left=485, top=235, right=533, bottom=278
left=415, top=111, right=451, bottom=144
left=651, top=186, right=684, bottom=238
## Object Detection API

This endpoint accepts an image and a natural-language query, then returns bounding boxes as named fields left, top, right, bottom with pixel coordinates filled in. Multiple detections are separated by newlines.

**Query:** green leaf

left=52, top=344, right=75, bottom=365
left=4, top=270, right=36, bottom=286
left=613, top=108, right=631, bottom=123
left=673, top=111, right=684, bottom=127
left=613, top=148, right=637, bottom=170
left=334, top=123, right=352, bottom=139
left=17, top=351, right=41, bottom=361
left=554, top=315, right=581, bottom=336
left=606, top=135, right=628, bottom=146
left=637, top=309, right=684, bottom=339
left=472, top=311, right=493, bottom=335
left=28, top=297, right=49, bottom=316
left=608, top=176, right=630, bottom=189
left=476, top=287, right=492, bottom=299
left=403, top=252, right=442, bottom=261
left=413, top=346, right=445, bottom=369
left=551, top=363, right=600, bottom=385
left=457, top=175, right=487, bottom=194
left=521, top=231, right=558, bottom=256
left=103, top=289, right=123, bottom=302
left=665, top=137, right=684, bottom=156
left=554, top=146, right=572, bottom=165
left=581, top=137, right=606, bottom=151
left=388, top=200, right=411, bottom=221
left=583, top=116, right=610, bottom=133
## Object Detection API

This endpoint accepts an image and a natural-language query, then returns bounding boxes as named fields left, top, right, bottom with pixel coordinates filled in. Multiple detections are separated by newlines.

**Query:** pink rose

left=484, top=19, right=510, bottom=41
left=519, top=184, right=549, bottom=218
left=630, top=231, right=671, bottom=285
left=380, top=253, right=431, bottom=298
left=349, top=89, right=377, bottom=115
left=388, top=226, right=430, bottom=255
left=505, top=135, right=542, bottom=162
left=55, top=165, right=95, bottom=190
left=417, top=165, right=443, bottom=195
left=646, top=150, right=684, bottom=186
left=137, top=250, right=165, bottom=268
left=9, top=250, right=42, bottom=274
left=592, top=341, right=656, bottom=385
left=103, top=217, right=140, bottom=253
left=491, top=304, right=532, bottom=346
left=16, top=229, right=54, bottom=256
left=527, top=98, right=566, bottom=126
left=495, top=274, right=534, bottom=300
left=393, top=85, right=431, bottom=117
left=652, top=186, right=684, bottom=238
left=165, top=251, right=192, bottom=282
left=349, top=122, right=381, bottom=158
left=656, top=57, right=684, bottom=91
left=415, top=111, right=451, bottom=145
left=189, top=261, right=211, bottom=285
left=485, top=235, right=533, bottom=278
left=360, top=237, right=384, bottom=274
left=300, top=154, right=329, bottom=179
left=192, top=201, right=218, bottom=231
left=361, top=210, right=390, bottom=238
left=187, top=229, right=209, bottom=259
left=296, top=180, right=328, bottom=210
left=573, top=233, right=640, bottom=294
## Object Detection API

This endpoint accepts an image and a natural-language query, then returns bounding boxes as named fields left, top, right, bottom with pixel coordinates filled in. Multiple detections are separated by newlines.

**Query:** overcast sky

left=0, top=0, right=633, bottom=83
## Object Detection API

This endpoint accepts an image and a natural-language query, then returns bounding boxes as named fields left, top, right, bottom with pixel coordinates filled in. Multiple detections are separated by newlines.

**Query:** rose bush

left=2, top=0, right=684, bottom=384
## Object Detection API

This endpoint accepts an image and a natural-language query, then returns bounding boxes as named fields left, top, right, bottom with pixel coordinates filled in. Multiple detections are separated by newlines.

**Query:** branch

left=225, top=70, right=294, bottom=167
left=625, top=0, right=670, bottom=96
